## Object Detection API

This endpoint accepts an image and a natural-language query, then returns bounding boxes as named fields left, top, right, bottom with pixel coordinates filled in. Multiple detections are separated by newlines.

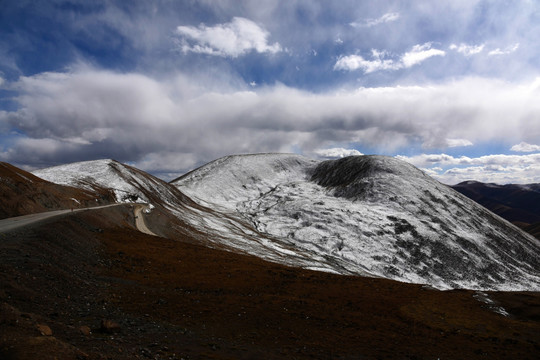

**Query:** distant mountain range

left=451, top=180, right=540, bottom=239
left=27, top=154, right=540, bottom=291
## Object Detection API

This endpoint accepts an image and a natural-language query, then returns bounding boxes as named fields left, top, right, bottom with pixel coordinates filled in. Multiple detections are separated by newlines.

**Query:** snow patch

left=473, top=291, right=510, bottom=317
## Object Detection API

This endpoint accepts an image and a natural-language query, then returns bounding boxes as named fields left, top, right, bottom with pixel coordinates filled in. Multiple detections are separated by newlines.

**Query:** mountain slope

left=33, top=159, right=190, bottom=205
left=173, top=154, right=319, bottom=209
left=451, top=180, right=540, bottom=225
left=173, top=154, right=540, bottom=291
left=0, top=162, right=113, bottom=219
left=2, top=204, right=538, bottom=359
left=32, top=159, right=344, bottom=272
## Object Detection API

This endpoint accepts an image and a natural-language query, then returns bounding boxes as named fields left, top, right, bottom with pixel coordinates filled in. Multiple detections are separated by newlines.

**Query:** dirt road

left=0, top=203, right=158, bottom=237
left=0, top=204, right=122, bottom=233
left=133, top=204, right=157, bottom=236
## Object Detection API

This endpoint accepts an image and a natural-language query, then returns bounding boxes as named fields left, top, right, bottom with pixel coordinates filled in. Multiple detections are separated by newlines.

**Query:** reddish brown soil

left=1, top=206, right=539, bottom=359
left=0, top=162, right=114, bottom=219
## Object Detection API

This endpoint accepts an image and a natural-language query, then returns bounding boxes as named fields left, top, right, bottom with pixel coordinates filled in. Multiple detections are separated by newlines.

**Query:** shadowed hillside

left=0, top=162, right=114, bottom=219
left=452, top=181, right=540, bottom=239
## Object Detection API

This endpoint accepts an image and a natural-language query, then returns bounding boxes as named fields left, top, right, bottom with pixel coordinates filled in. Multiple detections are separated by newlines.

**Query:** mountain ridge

left=173, top=153, right=540, bottom=291
left=27, top=154, right=540, bottom=291
left=452, top=180, right=540, bottom=225
left=32, top=157, right=348, bottom=273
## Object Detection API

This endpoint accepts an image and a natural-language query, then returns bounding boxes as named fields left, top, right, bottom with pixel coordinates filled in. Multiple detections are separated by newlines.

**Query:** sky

left=1, top=0, right=539, bottom=184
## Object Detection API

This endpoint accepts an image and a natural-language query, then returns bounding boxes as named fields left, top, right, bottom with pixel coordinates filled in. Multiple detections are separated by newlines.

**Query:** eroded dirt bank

left=1, top=205, right=539, bottom=359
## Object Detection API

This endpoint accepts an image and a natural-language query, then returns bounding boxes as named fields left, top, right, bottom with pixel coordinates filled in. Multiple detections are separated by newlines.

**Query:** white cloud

left=511, top=141, right=540, bottom=153
left=398, top=153, right=540, bottom=168
left=397, top=153, right=540, bottom=184
left=2, top=69, right=540, bottom=179
left=488, top=43, right=520, bottom=56
left=334, top=50, right=397, bottom=73
left=334, top=43, right=445, bottom=73
left=401, top=43, right=446, bottom=68
left=350, top=12, right=400, bottom=28
left=446, top=138, right=474, bottom=148
left=175, top=17, right=281, bottom=57
left=314, top=148, right=363, bottom=159
left=440, top=163, right=540, bottom=185
left=449, top=43, right=485, bottom=56
left=135, top=151, right=199, bottom=181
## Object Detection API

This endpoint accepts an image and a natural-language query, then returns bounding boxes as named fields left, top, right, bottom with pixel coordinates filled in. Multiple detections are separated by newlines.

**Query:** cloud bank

left=2, top=68, right=539, bottom=182
left=1, top=1, right=539, bottom=184
left=511, top=141, right=540, bottom=153
left=398, top=152, right=540, bottom=185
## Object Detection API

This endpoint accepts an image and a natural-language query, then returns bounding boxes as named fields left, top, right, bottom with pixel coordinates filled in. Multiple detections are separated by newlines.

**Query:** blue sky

left=1, top=0, right=539, bottom=184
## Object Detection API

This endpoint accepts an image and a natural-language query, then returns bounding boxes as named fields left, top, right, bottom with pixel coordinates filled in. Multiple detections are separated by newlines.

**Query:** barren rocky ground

left=1, top=205, right=539, bottom=359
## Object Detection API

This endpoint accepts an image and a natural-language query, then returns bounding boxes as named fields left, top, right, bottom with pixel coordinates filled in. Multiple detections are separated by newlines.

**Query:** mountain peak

left=174, top=152, right=540, bottom=291
left=33, top=159, right=153, bottom=203
left=311, top=155, right=426, bottom=188
left=173, top=153, right=318, bottom=208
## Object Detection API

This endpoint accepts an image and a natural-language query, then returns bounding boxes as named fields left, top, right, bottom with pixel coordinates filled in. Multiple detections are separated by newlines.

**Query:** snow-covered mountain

left=32, top=159, right=343, bottom=272
left=173, top=154, right=540, bottom=291
left=34, top=159, right=190, bottom=205
left=32, top=155, right=540, bottom=291
left=174, top=154, right=319, bottom=209
left=0, top=161, right=113, bottom=219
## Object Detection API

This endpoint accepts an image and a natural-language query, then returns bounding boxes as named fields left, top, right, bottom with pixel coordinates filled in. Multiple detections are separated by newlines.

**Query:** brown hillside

left=1, top=205, right=538, bottom=359
left=0, top=162, right=114, bottom=219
